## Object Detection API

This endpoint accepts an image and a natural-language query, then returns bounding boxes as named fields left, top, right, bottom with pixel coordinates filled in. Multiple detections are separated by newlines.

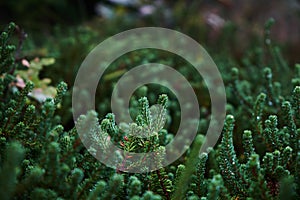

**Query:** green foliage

left=172, top=135, right=205, bottom=200
left=0, top=142, right=24, bottom=200
left=0, top=17, right=299, bottom=200
left=0, top=22, right=16, bottom=74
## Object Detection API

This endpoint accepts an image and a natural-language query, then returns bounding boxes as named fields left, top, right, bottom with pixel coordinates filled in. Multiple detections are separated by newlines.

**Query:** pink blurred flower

left=139, top=5, right=156, bottom=16
left=29, top=88, right=53, bottom=103
left=15, top=75, right=26, bottom=88
left=21, top=59, right=30, bottom=68
left=204, top=12, right=225, bottom=31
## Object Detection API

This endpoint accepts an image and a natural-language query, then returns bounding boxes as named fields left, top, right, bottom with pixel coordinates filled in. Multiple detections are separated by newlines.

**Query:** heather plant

left=0, top=18, right=299, bottom=200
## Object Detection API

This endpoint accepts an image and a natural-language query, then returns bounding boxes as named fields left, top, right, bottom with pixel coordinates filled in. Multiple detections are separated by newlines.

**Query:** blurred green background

left=1, top=0, right=299, bottom=59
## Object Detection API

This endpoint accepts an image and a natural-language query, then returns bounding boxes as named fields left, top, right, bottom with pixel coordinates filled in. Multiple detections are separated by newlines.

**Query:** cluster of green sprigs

left=0, top=22, right=16, bottom=74
left=124, top=94, right=169, bottom=152
left=217, top=111, right=298, bottom=199
left=168, top=19, right=300, bottom=200
left=0, top=23, right=118, bottom=200
left=75, top=94, right=174, bottom=198
left=0, top=23, right=86, bottom=200
left=218, top=43, right=299, bottom=200
left=168, top=69, right=298, bottom=200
